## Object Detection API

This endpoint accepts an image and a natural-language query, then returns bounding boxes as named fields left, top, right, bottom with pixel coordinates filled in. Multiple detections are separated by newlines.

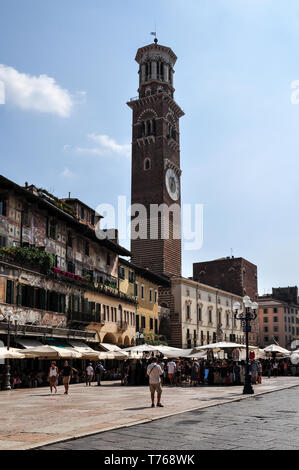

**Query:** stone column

left=164, top=64, right=169, bottom=82
left=151, top=61, right=157, bottom=80
left=141, top=64, right=146, bottom=83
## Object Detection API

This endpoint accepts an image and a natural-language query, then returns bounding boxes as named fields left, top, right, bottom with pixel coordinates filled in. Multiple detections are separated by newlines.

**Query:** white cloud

left=75, top=133, right=131, bottom=157
left=0, top=64, right=73, bottom=117
left=60, top=167, right=76, bottom=179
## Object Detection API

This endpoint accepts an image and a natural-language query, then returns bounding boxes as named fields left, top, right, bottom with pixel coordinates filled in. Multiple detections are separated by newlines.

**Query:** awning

left=16, top=339, right=44, bottom=349
left=67, top=340, right=101, bottom=359
left=100, top=343, right=122, bottom=352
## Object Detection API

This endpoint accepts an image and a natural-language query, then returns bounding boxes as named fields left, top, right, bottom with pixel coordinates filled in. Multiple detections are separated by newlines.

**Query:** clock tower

left=127, top=39, right=184, bottom=277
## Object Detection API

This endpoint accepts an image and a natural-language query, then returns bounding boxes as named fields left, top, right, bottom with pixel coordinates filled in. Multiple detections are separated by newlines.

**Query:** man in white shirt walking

left=147, top=357, right=164, bottom=408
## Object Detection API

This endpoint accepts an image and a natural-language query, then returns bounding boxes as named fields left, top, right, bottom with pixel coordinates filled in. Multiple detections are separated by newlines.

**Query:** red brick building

left=193, top=257, right=259, bottom=344
left=127, top=39, right=184, bottom=278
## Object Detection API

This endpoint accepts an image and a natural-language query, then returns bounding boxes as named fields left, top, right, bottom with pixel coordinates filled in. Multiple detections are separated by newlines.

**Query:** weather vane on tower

left=150, top=30, right=158, bottom=43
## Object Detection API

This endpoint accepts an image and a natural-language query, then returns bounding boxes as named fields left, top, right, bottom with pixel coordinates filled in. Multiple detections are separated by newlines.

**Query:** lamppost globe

left=244, top=298, right=253, bottom=309
left=243, top=296, right=250, bottom=303
left=233, top=301, right=241, bottom=311
left=6, top=310, right=12, bottom=321
left=252, top=302, right=258, bottom=311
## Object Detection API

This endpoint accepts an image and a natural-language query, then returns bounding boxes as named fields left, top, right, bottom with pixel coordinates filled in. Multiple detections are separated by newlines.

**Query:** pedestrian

left=95, top=361, right=105, bottom=386
left=61, top=360, right=77, bottom=395
left=167, top=359, right=176, bottom=386
left=146, top=357, right=164, bottom=408
left=86, top=363, right=94, bottom=386
left=48, top=361, right=59, bottom=394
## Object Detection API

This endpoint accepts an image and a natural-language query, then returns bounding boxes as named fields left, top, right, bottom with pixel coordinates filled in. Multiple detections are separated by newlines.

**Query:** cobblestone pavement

left=1, top=377, right=299, bottom=450
left=41, top=386, right=299, bottom=450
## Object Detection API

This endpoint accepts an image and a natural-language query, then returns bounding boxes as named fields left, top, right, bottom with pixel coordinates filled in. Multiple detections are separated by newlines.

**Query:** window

left=186, top=305, right=190, bottom=320
left=134, top=282, right=138, bottom=297
left=67, top=232, right=73, bottom=248
left=0, top=199, right=7, bottom=216
left=128, top=271, right=135, bottom=283
left=273, top=316, right=278, bottom=323
left=207, top=331, right=210, bottom=343
left=141, top=315, right=146, bottom=329
left=208, top=310, right=212, bottom=323
left=273, top=308, right=278, bottom=313
left=80, top=206, right=85, bottom=219
left=264, top=308, right=268, bottom=314
left=274, top=336, right=279, bottom=342
left=119, top=267, right=125, bottom=280
left=22, top=205, right=30, bottom=227
left=264, top=336, right=269, bottom=342
left=85, top=241, right=90, bottom=256
left=67, top=262, right=75, bottom=274
left=107, top=253, right=111, bottom=266
left=150, top=317, right=154, bottom=330
left=264, top=317, right=268, bottom=323
left=155, top=318, right=158, bottom=334
left=226, top=313, right=229, bottom=327
left=149, top=288, right=153, bottom=302
left=6, top=280, right=14, bottom=304
left=48, top=219, right=57, bottom=240
left=198, top=307, right=202, bottom=322
left=144, top=158, right=151, bottom=170
left=264, top=326, right=268, bottom=332
left=154, top=290, right=158, bottom=304
left=136, top=314, right=139, bottom=331
left=274, top=326, right=279, bottom=332
left=0, top=236, right=7, bottom=247
left=141, top=285, right=144, bottom=300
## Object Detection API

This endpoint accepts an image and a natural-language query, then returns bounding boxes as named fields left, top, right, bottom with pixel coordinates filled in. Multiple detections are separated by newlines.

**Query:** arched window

left=144, top=158, right=151, bottom=170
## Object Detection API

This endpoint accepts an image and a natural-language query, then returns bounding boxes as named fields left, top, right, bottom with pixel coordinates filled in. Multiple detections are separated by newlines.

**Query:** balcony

left=68, top=311, right=102, bottom=325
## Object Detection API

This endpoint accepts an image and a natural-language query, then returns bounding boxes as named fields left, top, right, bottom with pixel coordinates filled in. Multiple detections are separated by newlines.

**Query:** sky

left=1, top=0, right=299, bottom=295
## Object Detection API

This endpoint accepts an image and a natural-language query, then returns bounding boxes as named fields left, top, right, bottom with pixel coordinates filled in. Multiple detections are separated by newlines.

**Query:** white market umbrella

left=154, top=345, right=193, bottom=358
left=122, top=344, right=158, bottom=353
left=263, top=344, right=290, bottom=355
left=186, top=351, right=207, bottom=359
left=196, top=341, right=247, bottom=350
left=50, top=346, right=82, bottom=359
left=0, top=347, right=25, bottom=359
left=290, top=352, right=299, bottom=365
left=98, top=350, right=128, bottom=360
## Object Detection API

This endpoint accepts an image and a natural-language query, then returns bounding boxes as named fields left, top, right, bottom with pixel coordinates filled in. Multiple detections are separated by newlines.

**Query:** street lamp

left=233, top=297, right=258, bottom=395
left=0, top=309, right=20, bottom=390
left=135, top=331, right=144, bottom=346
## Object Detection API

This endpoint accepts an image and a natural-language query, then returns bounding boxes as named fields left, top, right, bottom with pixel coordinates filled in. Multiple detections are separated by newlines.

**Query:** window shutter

left=6, top=280, right=14, bottom=304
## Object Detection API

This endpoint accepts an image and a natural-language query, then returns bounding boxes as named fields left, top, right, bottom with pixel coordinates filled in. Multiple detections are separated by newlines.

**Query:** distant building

left=258, top=287, right=299, bottom=348
left=159, top=277, right=245, bottom=349
left=193, top=257, right=259, bottom=344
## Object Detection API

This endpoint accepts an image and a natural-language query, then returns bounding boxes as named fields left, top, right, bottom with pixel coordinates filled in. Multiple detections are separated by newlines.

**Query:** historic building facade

left=128, top=40, right=184, bottom=277
left=193, top=257, right=259, bottom=344
left=118, top=258, right=170, bottom=343
left=160, top=277, right=245, bottom=349
left=258, top=287, right=299, bottom=349
left=0, top=175, right=137, bottom=348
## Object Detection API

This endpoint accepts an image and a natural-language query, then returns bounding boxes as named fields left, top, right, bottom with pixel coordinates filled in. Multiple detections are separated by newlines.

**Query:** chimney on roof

left=68, top=192, right=71, bottom=198
left=25, top=182, right=28, bottom=188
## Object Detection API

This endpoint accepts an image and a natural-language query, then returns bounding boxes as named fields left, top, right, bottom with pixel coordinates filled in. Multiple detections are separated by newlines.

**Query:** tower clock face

left=165, top=168, right=180, bottom=201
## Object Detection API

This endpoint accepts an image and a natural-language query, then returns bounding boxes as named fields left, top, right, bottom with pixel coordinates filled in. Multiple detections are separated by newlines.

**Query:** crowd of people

left=0, top=356, right=298, bottom=391
left=121, top=357, right=299, bottom=387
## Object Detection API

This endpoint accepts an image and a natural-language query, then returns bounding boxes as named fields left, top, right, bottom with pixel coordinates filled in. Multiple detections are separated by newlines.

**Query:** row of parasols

left=0, top=341, right=298, bottom=364
left=0, top=344, right=129, bottom=360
